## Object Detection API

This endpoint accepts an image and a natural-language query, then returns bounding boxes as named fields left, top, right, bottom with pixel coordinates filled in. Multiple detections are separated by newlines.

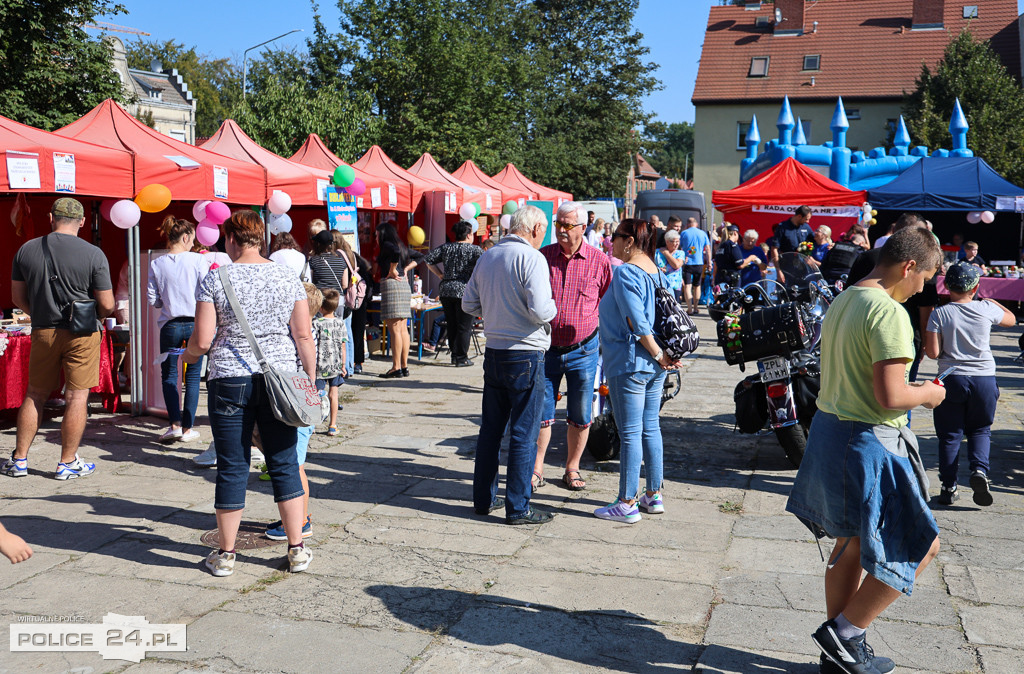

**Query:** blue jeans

left=934, top=374, right=999, bottom=487
left=344, top=313, right=354, bottom=376
left=609, top=369, right=666, bottom=502
left=160, top=319, right=203, bottom=428
left=208, top=375, right=304, bottom=510
left=474, top=348, right=544, bottom=518
left=542, top=332, right=599, bottom=428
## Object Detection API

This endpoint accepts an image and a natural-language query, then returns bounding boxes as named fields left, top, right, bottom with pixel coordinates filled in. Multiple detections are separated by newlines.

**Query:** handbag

left=651, top=272, right=700, bottom=360
left=41, top=235, right=98, bottom=334
left=218, top=266, right=321, bottom=427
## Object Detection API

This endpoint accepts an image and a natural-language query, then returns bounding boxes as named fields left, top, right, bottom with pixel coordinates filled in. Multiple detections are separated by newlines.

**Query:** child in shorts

left=924, top=260, right=1016, bottom=506
left=786, top=226, right=947, bottom=674
left=314, top=289, right=348, bottom=436
left=265, top=283, right=322, bottom=541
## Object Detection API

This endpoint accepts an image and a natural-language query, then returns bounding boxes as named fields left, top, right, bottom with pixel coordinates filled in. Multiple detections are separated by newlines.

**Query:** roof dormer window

left=803, top=55, right=820, bottom=71
left=963, top=5, right=979, bottom=19
left=749, top=56, right=770, bottom=77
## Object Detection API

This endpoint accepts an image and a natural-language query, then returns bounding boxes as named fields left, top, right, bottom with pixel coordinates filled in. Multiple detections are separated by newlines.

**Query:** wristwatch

left=653, top=349, right=664, bottom=362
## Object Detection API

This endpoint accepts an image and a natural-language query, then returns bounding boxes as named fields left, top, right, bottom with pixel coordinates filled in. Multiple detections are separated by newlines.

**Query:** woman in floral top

left=423, top=220, right=483, bottom=366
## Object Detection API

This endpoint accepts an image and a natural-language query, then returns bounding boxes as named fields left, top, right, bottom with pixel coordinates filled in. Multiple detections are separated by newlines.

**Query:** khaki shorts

left=28, top=329, right=101, bottom=392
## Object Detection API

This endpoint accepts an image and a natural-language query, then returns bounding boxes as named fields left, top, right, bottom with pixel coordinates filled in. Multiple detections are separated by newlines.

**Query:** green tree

left=643, top=120, right=695, bottom=182
left=0, top=0, right=129, bottom=129
left=125, top=39, right=241, bottom=137
left=902, top=30, right=1024, bottom=186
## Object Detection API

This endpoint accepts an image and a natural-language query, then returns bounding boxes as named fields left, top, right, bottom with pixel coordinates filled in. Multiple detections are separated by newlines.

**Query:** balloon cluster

left=100, top=182, right=173, bottom=229
left=499, top=200, right=518, bottom=230
left=458, top=202, right=481, bottom=220
left=333, top=165, right=365, bottom=197
left=860, top=203, right=877, bottom=225
left=967, top=211, right=995, bottom=224
left=193, top=200, right=231, bottom=246
left=266, top=190, right=294, bottom=235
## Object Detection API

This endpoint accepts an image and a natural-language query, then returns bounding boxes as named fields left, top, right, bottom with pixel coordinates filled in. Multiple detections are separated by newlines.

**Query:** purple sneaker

left=638, top=492, right=664, bottom=514
left=594, top=500, right=641, bottom=523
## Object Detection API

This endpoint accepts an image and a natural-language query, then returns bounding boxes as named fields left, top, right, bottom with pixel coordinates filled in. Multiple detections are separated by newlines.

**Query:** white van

left=577, top=200, right=620, bottom=226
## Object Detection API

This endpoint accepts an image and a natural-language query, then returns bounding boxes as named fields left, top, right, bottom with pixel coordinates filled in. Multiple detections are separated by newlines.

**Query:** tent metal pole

left=129, top=226, right=143, bottom=416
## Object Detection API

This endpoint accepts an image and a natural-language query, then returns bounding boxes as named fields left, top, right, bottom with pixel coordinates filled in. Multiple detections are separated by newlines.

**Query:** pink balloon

left=459, top=203, right=476, bottom=220
left=195, top=221, right=220, bottom=246
left=204, top=201, right=231, bottom=225
left=499, top=214, right=512, bottom=230
left=981, top=210, right=995, bottom=224
left=347, top=177, right=366, bottom=197
left=192, top=200, right=210, bottom=222
left=966, top=211, right=981, bottom=224
left=267, top=190, right=292, bottom=215
left=99, top=199, right=117, bottom=222
left=110, top=199, right=141, bottom=229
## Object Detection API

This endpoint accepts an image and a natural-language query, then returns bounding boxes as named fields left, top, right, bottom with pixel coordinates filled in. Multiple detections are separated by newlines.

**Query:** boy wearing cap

left=3, top=198, right=114, bottom=480
left=924, top=261, right=1015, bottom=506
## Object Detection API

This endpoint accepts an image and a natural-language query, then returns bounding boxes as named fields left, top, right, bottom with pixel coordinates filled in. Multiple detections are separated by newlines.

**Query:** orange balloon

left=135, top=183, right=172, bottom=213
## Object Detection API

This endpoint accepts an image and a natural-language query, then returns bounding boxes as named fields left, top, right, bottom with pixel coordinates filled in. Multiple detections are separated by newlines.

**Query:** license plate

left=757, top=356, right=790, bottom=383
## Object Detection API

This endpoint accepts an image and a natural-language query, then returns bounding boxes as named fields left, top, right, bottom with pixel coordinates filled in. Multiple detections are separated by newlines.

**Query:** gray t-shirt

left=12, top=232, right=112, bottom=329
left=926, top=300, right=1005, bottom=376
left=196, top=263, right=307, bottom=380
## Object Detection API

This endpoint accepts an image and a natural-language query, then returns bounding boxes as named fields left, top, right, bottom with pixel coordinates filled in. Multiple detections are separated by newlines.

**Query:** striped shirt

left=308, top=253, right=349, bottom=292
left=540, top=242, right=612, bottom=347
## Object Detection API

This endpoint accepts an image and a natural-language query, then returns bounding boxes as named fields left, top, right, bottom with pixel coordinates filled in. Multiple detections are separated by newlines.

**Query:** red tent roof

left=713, top=157, right=866, bottom=212
left=452, top=160, right=530, bottom=209
left=55, top=100, right=267, bottom=204
left=200, top=120, right=331, bottom=206
left=492, top=163, right=573, bottom=204
left=1, top=113, right=135, bottom=197
left=352, top=145, right=448, bottom=212
left=408, top=153, right=500, bottom=215
left=289, top=134, right=413, bottom=212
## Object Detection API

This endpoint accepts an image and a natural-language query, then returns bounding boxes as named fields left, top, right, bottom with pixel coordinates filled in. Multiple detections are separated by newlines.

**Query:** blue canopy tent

left=868, top=157, right=1024, bottom=263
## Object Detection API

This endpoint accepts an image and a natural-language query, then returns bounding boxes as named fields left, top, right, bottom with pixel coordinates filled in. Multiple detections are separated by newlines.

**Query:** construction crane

left=82, top=21, right=150, bottom=36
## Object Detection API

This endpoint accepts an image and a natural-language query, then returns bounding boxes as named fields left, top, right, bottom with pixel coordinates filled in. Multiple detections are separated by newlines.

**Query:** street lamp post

left=242, top=29, right=303, bottom=99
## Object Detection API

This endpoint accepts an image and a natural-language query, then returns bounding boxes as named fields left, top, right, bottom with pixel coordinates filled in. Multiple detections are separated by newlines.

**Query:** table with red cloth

left=0, top=329, right=122, bottom=412
left=936, top=276, right=1024, bottom=301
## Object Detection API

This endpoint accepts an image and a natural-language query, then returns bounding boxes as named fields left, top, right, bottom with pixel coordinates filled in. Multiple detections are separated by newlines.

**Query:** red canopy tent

left=712, top=157, right=867, bottom=242
left=407, top=152, right=499, bottom=215
left=200, top=120, right=330, bottom=205
left=352, top=145, right=448, bottom=212
left=289, top=134, right=410, bottom=212
left=492, top=163, right=573, bottom=205
left=55, top=100, right=267, bottom=205
left=452, top=160, right=531, bottom=208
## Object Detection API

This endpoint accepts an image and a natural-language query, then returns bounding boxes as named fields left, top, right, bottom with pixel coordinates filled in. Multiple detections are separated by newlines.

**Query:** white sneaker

left=205, top=550, right=235, bottom=577
left=193, top=442, right=217, bottom=467
left=250, top=447, right=265, bottom=463
left=288, top=545, right=313, bottom=573
left=159, top=427, right=183, bottom=443
left=179, top=429, right=200, bottom=442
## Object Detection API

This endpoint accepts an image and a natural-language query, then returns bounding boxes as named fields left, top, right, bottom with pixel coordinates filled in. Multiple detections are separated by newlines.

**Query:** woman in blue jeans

left=184, top=210, right=317, bottom=577
left=595, top=218, right=682, bottom=523
left=148, top=216, right=210, bottom=443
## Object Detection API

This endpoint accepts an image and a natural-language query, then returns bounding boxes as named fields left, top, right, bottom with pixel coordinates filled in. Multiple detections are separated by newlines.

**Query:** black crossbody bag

left=41, top=235, right=98, bottom=334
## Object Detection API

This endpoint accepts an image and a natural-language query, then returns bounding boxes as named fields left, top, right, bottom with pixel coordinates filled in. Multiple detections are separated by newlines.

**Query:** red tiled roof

left=635, top=153, right=661, bottom=179
left=693, top=0, right=1020, bottom=104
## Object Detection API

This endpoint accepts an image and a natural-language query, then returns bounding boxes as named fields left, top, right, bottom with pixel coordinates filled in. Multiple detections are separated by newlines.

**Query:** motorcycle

left=717, top=253, right=836, bottom=467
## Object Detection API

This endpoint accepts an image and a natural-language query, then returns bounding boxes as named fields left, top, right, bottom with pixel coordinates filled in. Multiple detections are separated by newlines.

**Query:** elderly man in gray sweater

left=463, top=205, right=558, bottom=525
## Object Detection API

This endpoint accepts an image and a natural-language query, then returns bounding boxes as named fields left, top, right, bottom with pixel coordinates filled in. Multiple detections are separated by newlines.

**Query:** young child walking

left=924, top=260, right=1015, bottom=506
left=314, top=289, right=348, bottom=436
left=787, top=226, right=947, bottom=674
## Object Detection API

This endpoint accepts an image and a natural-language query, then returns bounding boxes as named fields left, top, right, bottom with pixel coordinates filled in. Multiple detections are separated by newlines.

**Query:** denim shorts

left=786, top=412, right=939, bottom=595
left=541, top=332, right=599, bottom=428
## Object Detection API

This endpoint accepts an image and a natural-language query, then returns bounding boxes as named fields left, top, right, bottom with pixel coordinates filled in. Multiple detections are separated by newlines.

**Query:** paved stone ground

left=1, top=316, right=1022, bottom=673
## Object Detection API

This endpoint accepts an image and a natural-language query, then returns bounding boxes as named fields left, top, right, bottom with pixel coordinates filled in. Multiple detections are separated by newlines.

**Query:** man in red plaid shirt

left=534, top=202, right=612, bottom=492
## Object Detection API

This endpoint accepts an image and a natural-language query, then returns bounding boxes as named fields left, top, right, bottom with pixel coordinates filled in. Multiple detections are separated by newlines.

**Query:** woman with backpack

left=595, top=218, right=683, bottom=524
left=423, top=220, right=483, bottom=366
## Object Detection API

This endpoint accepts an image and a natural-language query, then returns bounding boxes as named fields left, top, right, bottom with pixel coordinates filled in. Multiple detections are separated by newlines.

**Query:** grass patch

left=718, top=501, right=744, bottom=515
left=239, top=571, right=287, bottom=594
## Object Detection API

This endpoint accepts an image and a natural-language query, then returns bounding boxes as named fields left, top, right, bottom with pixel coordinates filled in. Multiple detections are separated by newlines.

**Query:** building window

left=737, top=122, right=751, bottom=150
left=963, top=5, right=978, bottom=19
left=802, top=55, right=820, bottom=71
left=847, top=109, right=861, bottom=120
left=749, top=56, right=770, bottom=77
left=168, top=129, right=186, bottom=142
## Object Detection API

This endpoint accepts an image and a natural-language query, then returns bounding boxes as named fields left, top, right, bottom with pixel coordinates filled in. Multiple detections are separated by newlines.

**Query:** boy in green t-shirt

left=787, top=226, right=946, bottom=674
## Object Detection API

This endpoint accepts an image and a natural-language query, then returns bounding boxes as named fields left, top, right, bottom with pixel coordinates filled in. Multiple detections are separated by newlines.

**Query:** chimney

left=150, top=59, right=163, bottom=73
left=774, top=0, right=805, bottom=35
left=912, top=0, right=944, bottom=29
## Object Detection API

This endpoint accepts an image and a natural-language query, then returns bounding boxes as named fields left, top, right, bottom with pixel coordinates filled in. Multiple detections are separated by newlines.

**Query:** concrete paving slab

left=721, top=537, right=825, bottom=577
left=704, top=603, right=821, bottom=656
left=977, top=645, right=1024, bottom=673
left=694, top=645, right=819, bottom=673
left=944, top=564, right=1024, bottom=606
left=345, top=513, right=530, bottom=556
left=962, top=603, right=1024, bottom=648
left=409, top=644, right=590, bottom=673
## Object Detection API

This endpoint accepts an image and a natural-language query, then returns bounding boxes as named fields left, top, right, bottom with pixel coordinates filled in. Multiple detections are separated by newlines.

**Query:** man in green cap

left=3, top=198, right=114, bottom=480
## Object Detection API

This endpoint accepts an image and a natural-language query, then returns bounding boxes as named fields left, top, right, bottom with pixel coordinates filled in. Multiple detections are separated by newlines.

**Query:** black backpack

left=652, top=273, right=701, bottom=360
left=821, top=241, right=863, bottom=281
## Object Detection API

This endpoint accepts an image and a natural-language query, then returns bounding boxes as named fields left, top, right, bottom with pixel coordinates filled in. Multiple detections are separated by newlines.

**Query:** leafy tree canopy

left=0, top=0, right=129, bottom=129
left=642, top=121, right=694, bottom=182
left=902, top=29, right=1024, bottom=186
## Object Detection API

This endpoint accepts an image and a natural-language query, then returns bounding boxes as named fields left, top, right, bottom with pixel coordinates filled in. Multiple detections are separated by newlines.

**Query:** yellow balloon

left=870, top=218, right=877, bottom=225
left=871, top=209, right=878, bottom=216
left=407, top=225, right=426, bottom=247
left=135, top=184, right=172, bottom=213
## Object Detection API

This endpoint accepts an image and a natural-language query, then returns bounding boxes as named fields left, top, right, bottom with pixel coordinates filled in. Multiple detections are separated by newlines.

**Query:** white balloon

left=981, top=210, right=995, bottom=224
left=470, top=220, right=479, bottom=234
left=499, top=214, right=511, bottom=230
left=269, top=212, right=293, bottom=234
left=267, top=190, right=292, bottom=215
left=967, top=211, right=981, bottom=224
left=459, top=203, right=476, bottom=220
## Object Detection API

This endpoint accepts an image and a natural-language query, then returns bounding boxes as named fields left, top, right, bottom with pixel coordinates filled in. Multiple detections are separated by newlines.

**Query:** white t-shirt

left=270, top=249, right=311, bottom=282
left=873, top=234, right=890, bottom=249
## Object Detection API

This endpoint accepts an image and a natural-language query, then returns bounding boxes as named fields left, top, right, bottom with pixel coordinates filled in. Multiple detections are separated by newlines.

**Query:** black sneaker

left=819, top=650, right=895, bottom=674
left=936, top=484, right=959, bottom=505
left=812, top=620, right=885, bottom=674
left=506, top=507, right=554, bottom=525
left=475, top=497, right=505, bottom=515
left=970, top=470, right=993, bottom=506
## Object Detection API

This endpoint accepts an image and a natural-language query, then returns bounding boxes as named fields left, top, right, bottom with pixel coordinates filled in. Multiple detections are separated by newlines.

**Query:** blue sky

left=101, top=1, right=1024, bottom=127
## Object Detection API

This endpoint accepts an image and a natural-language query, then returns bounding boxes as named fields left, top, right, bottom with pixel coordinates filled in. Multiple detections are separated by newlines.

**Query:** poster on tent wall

left=6, top=151, right=41, bottom=189
left=326, top=186, right=359, bottom=254
left=213, top=166, right=229, bottom=199
left=53, top=153, right=76, bottom=193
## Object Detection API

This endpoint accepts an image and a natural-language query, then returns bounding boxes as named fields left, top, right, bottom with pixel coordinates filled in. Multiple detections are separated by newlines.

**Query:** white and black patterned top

left=313, top=316, right=347, bottom=378
left=422, top=242, right=483, bottom=298
left=197, top=262, right=306, bottom=380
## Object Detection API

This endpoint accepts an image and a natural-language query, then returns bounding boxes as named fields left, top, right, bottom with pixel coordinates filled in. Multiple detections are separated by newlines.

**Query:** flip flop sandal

left=562, top=470, right=586, bottom=491
left=531, top=470, right=545, bottom=492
